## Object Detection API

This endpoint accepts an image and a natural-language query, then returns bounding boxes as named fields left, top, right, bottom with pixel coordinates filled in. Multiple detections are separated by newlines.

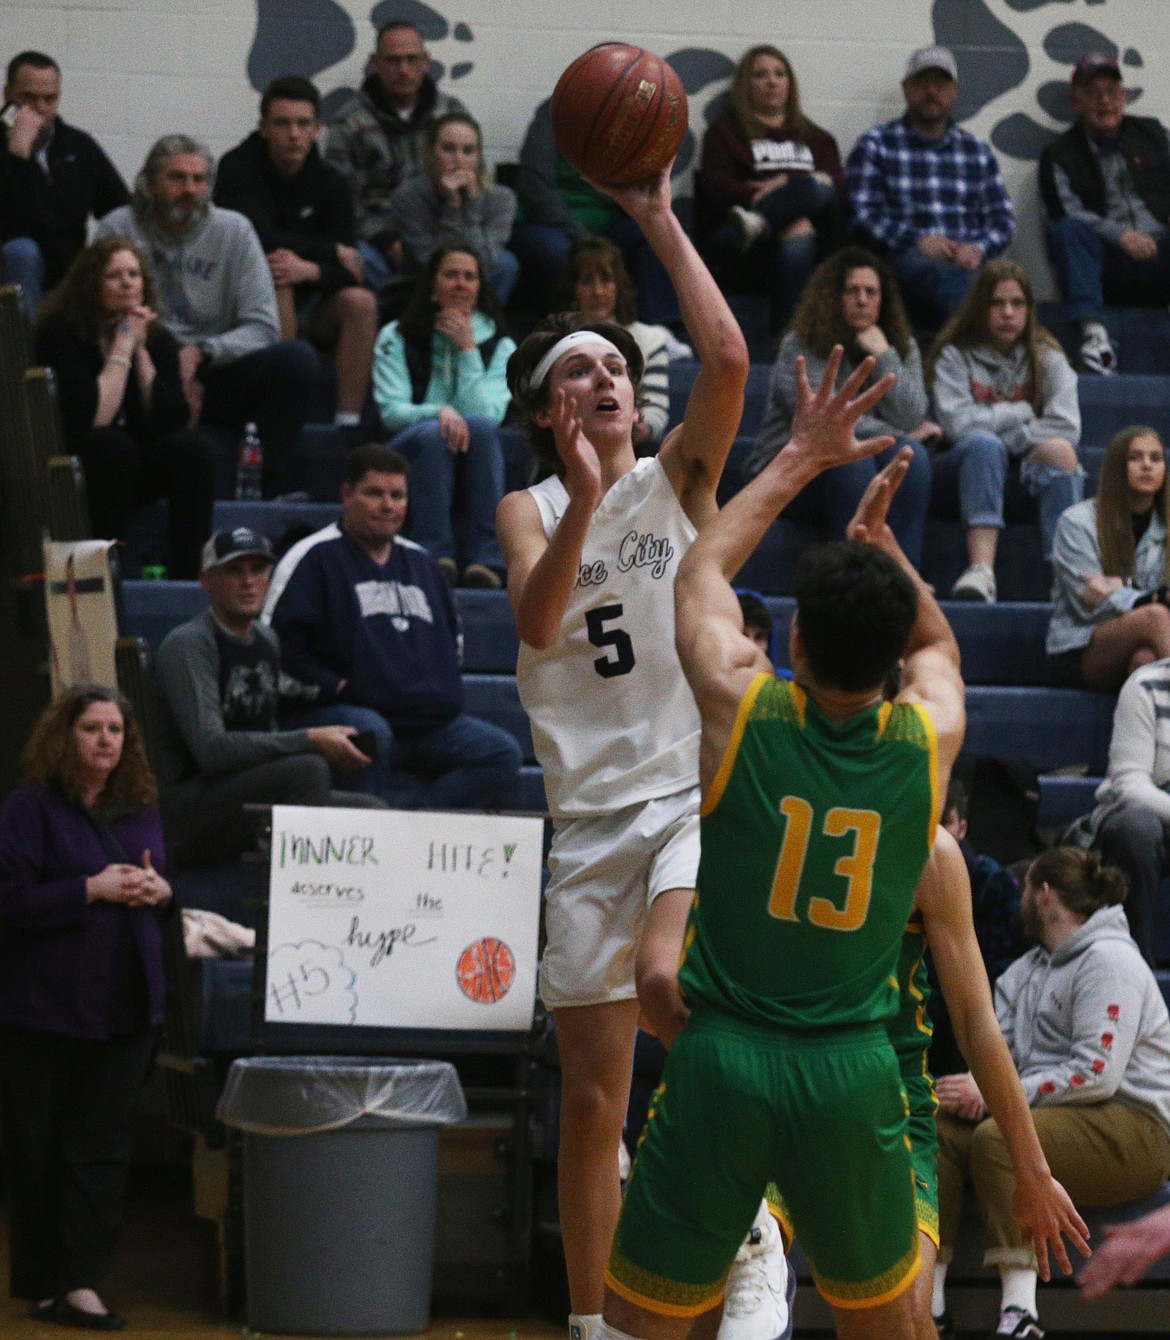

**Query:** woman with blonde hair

left=929, top=258, right=1084, bottom=602
left=1047, top=425, right=1170, bottom=688
left=697, top=44, right=843, bottom=331
left=0, top=686, right=171, bottom=1330
left=388, top=111, right=519, bottom=304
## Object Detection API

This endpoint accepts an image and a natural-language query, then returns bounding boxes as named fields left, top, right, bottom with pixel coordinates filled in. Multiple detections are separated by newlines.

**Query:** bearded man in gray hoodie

left=96, top=134, right=318, bottom=495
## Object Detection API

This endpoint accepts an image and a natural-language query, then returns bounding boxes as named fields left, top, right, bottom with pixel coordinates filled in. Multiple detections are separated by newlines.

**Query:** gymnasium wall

left=2, top=0, right=1167, bottom=294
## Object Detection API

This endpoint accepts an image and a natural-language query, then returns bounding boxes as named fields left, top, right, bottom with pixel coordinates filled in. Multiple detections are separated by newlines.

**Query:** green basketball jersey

left=889, top=912, right=934, bottom=1078
left=680, top=673, right=938, bottom=1029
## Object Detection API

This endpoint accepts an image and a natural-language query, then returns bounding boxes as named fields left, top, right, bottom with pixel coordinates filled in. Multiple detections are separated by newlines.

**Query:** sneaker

left=729, top=205, right=769, bottom=253
left=950, top=562, right=997, bottom=602
left=461, top=562, right=503, bottom=589
left=933, top=1313, right=957, bottom=1340
left=436, top=556, right=458, bottom=585
left=1079, top=324, right=1117, bottom=375
left=718, top=1205, right=789, bottom=1340
left=990, top=1306, right=1044, bottom=1338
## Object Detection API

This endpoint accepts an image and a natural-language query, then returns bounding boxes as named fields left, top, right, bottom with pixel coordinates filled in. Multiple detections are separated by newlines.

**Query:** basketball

left=456, top=937, right=516, bottom=1004
left=551, top=43, right=687, bottom=186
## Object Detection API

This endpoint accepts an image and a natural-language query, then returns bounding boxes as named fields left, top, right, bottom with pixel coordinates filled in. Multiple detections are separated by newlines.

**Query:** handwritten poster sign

left=265, top=806, right=544, bottom=1032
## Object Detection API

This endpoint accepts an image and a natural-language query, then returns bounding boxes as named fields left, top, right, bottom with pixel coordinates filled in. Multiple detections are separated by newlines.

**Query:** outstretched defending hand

left=1014, top=1168, right=1091, bottom=1282
left=549, top=389, right=602, bottom=505
left=846, top=447, right=913, bottom=548
left=1080, top=1205, right=1170, bottom=1296
left=784, top=346, right=897, bottom=476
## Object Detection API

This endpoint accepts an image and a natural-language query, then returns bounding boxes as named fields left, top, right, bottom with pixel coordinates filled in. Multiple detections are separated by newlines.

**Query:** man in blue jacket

left=263, top=441, right=522, bottom=808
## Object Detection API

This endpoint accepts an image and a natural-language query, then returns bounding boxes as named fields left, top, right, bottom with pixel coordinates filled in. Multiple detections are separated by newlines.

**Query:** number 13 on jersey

left=768, top=796, right=882, bottom=932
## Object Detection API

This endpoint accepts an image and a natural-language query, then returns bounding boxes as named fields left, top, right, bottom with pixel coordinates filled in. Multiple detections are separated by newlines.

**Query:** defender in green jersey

left=603, top=352, right=969, bottom=1340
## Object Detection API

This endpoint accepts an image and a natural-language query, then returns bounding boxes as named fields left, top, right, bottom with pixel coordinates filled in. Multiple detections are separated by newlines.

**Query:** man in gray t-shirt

left=154, top=526, right=380, bottom=865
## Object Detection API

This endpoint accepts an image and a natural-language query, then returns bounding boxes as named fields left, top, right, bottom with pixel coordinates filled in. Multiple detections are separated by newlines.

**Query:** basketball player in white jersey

left=498, top=163, right=777, bottom=1340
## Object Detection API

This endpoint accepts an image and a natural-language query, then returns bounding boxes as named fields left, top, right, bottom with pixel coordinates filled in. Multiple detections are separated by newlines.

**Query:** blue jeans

left=930, top=430, right=1085, bottom=558
left=889, top=248, right=977, bottom=329
left=2, top=237, right=45, bottom=318
left=781, top=436, right=931, bottom=568
left=285, top=702, right=522, bottom=810
left=1047, top=215, right=1170, bottom=322
left=391, top=414, right=505, bottom=570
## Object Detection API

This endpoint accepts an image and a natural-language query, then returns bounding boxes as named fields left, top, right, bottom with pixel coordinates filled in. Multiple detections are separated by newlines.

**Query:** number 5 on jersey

left=586, top=603, right=636, bottom=678
left=768, top=796, right=882, bottom=932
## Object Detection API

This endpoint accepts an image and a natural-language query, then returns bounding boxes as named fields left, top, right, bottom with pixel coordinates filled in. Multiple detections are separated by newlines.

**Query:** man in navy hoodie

left=263, top=441, right=521, bottom=808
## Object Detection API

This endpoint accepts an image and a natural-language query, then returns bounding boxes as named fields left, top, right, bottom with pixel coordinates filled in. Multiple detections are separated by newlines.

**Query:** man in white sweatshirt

left=96, top=134, right=318, bottom=494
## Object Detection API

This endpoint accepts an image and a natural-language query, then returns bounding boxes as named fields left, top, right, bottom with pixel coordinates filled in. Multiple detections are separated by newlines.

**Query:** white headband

left=530, top=331, right=624, bottom=391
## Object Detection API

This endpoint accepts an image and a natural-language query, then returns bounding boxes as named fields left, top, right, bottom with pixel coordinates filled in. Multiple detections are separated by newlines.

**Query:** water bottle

left=235, top=421, right=264, bottom=500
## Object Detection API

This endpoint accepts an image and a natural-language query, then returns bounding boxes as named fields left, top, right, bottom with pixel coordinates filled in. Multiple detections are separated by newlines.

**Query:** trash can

left=217, top=1056, right=467, bottom=1335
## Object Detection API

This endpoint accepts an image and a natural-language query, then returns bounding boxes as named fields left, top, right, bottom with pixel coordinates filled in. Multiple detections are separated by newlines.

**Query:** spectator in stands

left=559, top=236, right=686, bottom=451
left=846, top=45, right=1014, bottom=330
left=0, top=51, right=127, bottom=318
left=511, top=98, right=677, bottom=324
left=35, top=236, right=216, bottom=578
left=1040, top=54, right=1170, bottom=377
left=933, top=846, right=1170, bottom=1340
left=929, top=777, right=1025, bottom=1076
left=371, top=245, right=513, bottom=587
left=387, top=112, right=518, bottom=305
left=1081, top=1202, right=1170, bottom=1297
left=264, top=442, right=522, bottom=808
left=95, top=134, right=316, bottom=496
left=215, top=76, right=378, bottom=428
left=1047, top=425, right=1170, bottom=689
left=153, top=527, right=383, bottom=867
left=0, top=686, right=170, bottom=1331
left=747, top=246, right=934, bottom=567
left=696, top=44, right=844, bottom=333
left=1081, top=653, right=1170, bottom=964
left=325, top=20, right=467, bottom=295
left=929, top=259, right=1083, bottom=603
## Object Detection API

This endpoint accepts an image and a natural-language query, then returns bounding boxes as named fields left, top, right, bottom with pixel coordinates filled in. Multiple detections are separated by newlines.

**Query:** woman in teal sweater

left=372, top=244, right=515, bottom=586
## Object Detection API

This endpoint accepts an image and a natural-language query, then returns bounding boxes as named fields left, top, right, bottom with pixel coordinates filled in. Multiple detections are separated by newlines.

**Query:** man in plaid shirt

left=846, top=45, right=1014, bottom=329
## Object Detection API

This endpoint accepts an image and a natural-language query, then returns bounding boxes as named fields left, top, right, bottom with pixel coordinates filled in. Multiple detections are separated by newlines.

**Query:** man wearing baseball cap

left=847, top=44, right=1014, bottom=328
left=153, top=525, right=383, bottom=865
left=1040, top=53, right=1170, bottom=375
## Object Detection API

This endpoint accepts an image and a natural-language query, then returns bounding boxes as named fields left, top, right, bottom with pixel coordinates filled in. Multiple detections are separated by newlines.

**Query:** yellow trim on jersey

left=876, top=700, right=893, bottom=736
left=815, top=1238, right=921, bottom=1310
left=910, top=701, right=941, bottom=844
left=604, top=1261, right=723, bottom=1318
left=701, top=671, right=770, bottom=817
left=916, top=1203, right=941, bottom=1248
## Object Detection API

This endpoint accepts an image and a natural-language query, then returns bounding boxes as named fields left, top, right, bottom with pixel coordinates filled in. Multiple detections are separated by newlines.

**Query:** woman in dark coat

left=0, top=686, right=171, bottom=1330
left=35, top=236, right=216, bottom=578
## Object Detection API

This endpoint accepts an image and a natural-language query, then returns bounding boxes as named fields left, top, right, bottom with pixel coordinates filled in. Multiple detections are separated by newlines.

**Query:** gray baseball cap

left=200, top=527, right=275, bottom=572
left=905, top=45, right=958, bottom=81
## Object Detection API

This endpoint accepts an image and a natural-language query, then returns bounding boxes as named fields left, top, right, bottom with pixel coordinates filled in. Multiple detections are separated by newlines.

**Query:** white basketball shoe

left=718, top=1202, right=790, bottom=1340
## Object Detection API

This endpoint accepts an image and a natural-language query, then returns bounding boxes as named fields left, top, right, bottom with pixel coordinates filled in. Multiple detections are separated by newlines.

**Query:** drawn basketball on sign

left=456, top=937, right=516, bottom=1003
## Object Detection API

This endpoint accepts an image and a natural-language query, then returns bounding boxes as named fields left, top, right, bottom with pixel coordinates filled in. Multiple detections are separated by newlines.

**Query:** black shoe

left=50, top=1298, right=127, bottom=1331
left=990, top=1306, right=1044, bottom=1339
left=28, top=1298, right=57, bottom=1320
left=933, top=1311, right=957, bottom=1339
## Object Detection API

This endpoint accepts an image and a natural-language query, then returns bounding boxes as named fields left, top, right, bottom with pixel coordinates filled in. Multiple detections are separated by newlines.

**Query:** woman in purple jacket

left=0, top=686, right=171, bottom=1331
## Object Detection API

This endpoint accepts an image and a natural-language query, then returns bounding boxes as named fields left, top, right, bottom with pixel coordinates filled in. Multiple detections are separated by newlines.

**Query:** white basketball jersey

left=517, top=457, right=700, bottom=820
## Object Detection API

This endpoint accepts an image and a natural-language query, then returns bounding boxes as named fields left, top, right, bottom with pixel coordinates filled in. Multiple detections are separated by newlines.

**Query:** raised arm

left=846, top=461, right=965, bottom=790
left=591, top=165, right=749, bottom=523
left=676, top=350, right=896, bottom=777
left=497, top=390, right=601, bottom=649
left=919, top=828, right=1091, bottom=1279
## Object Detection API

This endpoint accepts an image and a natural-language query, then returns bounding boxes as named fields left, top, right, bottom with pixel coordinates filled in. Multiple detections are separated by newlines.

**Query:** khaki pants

left=937, top=1101, right=1170, bottom=1268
